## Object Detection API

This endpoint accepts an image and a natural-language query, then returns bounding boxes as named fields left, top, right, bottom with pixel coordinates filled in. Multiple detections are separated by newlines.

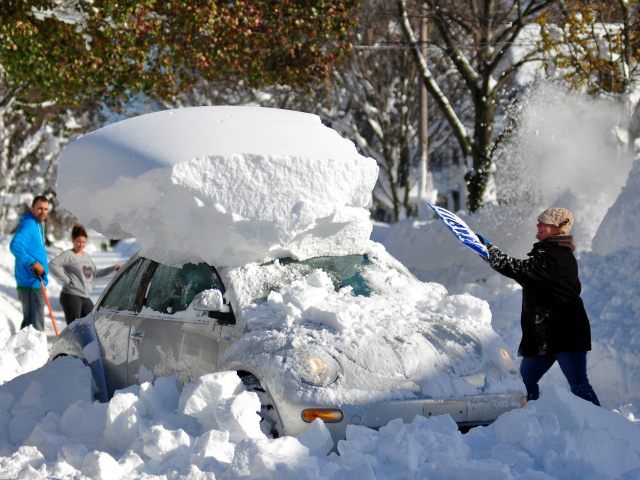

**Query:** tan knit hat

left=537, top=207, right=573, bottom=234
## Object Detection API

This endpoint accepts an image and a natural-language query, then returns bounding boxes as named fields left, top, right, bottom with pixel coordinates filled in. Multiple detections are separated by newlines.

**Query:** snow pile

left=57, top=106, right=379, bottom=267
left=221, top=242, right=521, bottom=407
left=0, top=237, right=24, bottom=336
left=576, top=160, right=640, bottom=408
left=330, top=387, right=640, bottom=479
left=591, top=158, right=640, bottom=256
left=0, top=353, right=638, bottom=479
left=579, top=249, right=640, bottom=408
left=0, top=327, right=48, bottom=385
left=0, top=358, right=336, bottom=479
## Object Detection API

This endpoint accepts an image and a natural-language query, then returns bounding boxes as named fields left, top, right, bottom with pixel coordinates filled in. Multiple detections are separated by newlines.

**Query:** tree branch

left=487, top=0, right=556, bottom=75
left=426, top=1, right=482, bottom=93
left=494, top=50, right=546, bottom=91
left=398, top=0, right=473, bottom=156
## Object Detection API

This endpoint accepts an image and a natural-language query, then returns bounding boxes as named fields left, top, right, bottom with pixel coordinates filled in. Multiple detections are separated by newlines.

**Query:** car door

left=127, top=261, right=232, bottom=386
left=93, top=256, right=155, bottom=396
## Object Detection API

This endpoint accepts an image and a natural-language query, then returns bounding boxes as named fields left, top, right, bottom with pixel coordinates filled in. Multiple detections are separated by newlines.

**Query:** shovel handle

left=38, top=277, right=59, bottom=336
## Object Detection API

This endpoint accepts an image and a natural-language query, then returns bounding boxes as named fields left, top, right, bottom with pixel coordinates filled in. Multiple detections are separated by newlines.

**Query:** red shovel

left=39, top=277, right=59, bottom=336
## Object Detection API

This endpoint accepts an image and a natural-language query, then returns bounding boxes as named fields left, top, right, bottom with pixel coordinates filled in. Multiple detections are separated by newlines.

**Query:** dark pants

left=18, top=288, right=45, bottom=332
left=520, top=351, right=600, bottom=406
left=60, top=292, right=94, bottom=325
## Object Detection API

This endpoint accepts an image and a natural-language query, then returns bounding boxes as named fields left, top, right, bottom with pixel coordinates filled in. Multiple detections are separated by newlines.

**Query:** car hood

left=220, top=243, right=520, bottom=405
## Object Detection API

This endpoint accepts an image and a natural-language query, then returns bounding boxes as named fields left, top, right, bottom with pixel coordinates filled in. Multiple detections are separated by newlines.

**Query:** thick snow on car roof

left=57, top=106, right=379, bottom=267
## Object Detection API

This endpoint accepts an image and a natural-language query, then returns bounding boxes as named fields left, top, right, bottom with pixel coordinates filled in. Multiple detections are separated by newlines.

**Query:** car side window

left=99, top=257, right=153, bottom=312
left=145, top=262, right=225, bottom=315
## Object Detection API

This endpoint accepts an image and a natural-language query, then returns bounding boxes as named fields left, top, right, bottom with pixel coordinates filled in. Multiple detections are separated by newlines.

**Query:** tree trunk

left=466, top=81, right=496, bottom=212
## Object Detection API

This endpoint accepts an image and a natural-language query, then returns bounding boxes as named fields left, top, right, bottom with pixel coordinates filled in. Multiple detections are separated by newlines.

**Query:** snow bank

left=57, top=106, right=379, bottom=267
left=0, top=327, right=48, bottom=385
left=329, top=387, right=640, bottom=479
left=573, top=159, right=640, bottom=407
left=0, top=237, right=24, bottom=336
left=592, top=158, right=640, bottom=256
left=0, top=349, right=638, bottom=479
left=579, top=248, right=640, bottom=408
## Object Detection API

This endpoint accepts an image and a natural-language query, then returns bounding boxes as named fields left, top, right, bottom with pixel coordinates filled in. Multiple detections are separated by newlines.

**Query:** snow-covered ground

left=1, top=102, right=639, bottom=479
left=2, top=236, right=640, bottom=479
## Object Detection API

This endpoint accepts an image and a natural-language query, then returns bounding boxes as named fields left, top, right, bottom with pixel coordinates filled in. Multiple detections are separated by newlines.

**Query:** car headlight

left=498, top=347, right=518, bottom=375
left=292, top=349, right=338, bottom=387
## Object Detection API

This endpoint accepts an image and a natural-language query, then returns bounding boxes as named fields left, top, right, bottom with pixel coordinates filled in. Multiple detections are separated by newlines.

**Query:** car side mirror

left=191, top=289, right=229, bottom=313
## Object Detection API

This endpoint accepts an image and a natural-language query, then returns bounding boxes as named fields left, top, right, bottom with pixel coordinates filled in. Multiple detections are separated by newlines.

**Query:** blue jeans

left=18, top=288, right=45, bottom=332
left=520, top=351, right=600, bottom=406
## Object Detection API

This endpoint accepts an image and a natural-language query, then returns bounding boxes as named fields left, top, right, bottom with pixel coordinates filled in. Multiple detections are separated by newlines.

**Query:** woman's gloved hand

left=475, top=233, right=489, bottom=245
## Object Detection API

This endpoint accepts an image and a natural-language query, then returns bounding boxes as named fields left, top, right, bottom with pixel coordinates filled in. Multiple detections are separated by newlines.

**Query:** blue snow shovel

left=428, top=204, right=489, bottom=260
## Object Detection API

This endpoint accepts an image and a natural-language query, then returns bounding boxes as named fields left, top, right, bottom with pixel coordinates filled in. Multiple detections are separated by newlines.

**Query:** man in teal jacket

left=10, top=195, right=50, bottom=331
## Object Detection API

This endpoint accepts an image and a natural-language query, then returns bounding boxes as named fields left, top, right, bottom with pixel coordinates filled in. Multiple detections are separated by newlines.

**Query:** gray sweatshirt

left=49, top=250, right=117, bottom=298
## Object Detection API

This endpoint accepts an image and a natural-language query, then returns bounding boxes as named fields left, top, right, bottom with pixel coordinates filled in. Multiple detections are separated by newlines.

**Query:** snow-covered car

left=49, top=105, right=524, bottom=441
left=49, top=242, right=525, bottom=441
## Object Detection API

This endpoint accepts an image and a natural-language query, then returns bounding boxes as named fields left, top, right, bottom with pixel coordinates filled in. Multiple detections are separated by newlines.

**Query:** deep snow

left=1, top=99, right=639, bottom=479
left=56, top=106, right=378, bottom=267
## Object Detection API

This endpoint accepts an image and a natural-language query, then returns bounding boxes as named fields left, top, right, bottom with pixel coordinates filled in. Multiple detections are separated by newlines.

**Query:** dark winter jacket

left=486, top=236, right=591, bottom=357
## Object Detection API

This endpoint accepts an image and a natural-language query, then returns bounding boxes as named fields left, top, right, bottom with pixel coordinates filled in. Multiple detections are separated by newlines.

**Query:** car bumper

left=279, top=391, right=525, bottom=441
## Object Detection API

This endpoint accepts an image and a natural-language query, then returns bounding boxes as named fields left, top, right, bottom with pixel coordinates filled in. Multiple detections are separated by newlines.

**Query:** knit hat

left=537, top=207, right=573, bottom=234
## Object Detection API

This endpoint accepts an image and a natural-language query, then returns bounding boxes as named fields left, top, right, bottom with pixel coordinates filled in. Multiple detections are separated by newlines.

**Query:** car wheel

left=238, top=371, right=282, bottom=438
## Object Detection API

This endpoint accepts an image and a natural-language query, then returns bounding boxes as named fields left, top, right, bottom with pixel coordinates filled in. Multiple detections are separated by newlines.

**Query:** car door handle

left=130, top=329, right=145, bottom=342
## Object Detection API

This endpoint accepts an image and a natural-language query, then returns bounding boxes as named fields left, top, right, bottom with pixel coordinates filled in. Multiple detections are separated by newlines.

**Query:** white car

left=50, top=242, right=525, bottom=441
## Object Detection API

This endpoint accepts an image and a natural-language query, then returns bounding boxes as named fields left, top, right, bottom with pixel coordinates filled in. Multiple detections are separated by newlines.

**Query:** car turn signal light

left=301, top=408, right=344, bottom=423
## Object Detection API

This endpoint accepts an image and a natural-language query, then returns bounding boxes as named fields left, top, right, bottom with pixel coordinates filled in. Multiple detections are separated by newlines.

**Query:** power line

left=353, top=41, right=546, bottom=50
left=361, top=8, right=554, bottom=26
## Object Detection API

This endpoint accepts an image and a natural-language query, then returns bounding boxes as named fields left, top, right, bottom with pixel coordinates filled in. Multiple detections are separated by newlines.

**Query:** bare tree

left=1, top=81, right=55, bottom=233
left=316, top=1, right=465, bottom=221
left=324, top=5, right=423, bottom=222
left=398, top=0, right=555, bottom=212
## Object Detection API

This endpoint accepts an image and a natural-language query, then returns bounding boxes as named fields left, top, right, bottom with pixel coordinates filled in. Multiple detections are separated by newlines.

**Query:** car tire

left=238, top=371, right=283, bottom=438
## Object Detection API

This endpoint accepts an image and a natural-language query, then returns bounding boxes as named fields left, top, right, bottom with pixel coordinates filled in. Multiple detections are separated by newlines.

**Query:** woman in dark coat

left=479, top=207, right=600, bottom=406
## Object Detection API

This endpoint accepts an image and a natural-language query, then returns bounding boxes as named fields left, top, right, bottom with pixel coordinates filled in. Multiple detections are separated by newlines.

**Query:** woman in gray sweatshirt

left=49, top=225, right=121, bottom=324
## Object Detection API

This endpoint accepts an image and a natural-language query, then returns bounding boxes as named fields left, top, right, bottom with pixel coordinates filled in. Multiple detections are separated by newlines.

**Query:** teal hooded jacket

left=10, top=211, right=49, bottom=288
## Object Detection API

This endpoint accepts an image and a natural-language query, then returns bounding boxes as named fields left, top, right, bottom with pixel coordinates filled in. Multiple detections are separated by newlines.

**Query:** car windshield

left=224, top=248, right=420, bottom=310
left=278, top=255, right=373, bottom=296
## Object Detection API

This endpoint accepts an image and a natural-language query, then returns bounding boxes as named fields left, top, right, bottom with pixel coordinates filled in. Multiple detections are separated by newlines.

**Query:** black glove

left=475, top=234, right=492, bottom=263
left=475, top=233, right=489, bottom=245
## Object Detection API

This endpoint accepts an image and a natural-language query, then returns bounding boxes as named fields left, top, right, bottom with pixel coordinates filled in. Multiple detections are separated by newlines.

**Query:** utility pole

left=418, top=2, right=431, bottom=217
